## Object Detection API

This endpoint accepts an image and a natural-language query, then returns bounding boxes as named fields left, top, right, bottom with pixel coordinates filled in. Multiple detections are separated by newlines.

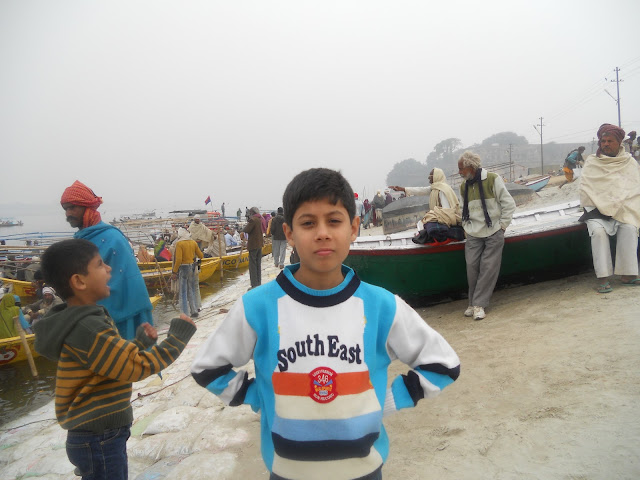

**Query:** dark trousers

left=66, top=425, right=131, bottom=480
left=248, top=248, right=262, bottom=287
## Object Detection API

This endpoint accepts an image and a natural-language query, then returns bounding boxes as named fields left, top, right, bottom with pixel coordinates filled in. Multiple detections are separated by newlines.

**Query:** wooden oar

left=14, top=316, right=37, bottom=377
left=217, top=228, right=224, bottom=279
left=235, top=236, right=245, bottom=270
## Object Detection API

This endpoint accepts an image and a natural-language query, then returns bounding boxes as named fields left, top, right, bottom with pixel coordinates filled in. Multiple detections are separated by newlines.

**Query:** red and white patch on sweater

left=309, top=367, right=338, bottom=403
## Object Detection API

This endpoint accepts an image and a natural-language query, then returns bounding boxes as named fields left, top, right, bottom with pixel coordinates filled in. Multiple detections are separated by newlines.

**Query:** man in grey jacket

left=458, top=151, right=516, bottom=320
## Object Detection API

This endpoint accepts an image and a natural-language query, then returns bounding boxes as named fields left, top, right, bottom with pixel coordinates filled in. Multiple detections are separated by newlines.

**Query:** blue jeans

left=178, top=263, right=198, bottom=315
left=66, top=425, right=131, bottom=480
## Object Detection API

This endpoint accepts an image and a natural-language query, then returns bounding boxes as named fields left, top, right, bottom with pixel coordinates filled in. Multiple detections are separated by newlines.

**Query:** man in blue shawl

left=60, top=180, right=153, bottom=339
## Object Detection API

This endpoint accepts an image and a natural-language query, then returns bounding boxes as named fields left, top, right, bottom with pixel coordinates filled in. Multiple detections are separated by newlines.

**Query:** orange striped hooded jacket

left=34, top=304, right=195, bottom=433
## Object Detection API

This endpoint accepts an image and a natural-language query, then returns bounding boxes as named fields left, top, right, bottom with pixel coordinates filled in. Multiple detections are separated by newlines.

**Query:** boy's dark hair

left=41, top=239, right=99, bottom=300
left=282, top=168, right=356, bottom=227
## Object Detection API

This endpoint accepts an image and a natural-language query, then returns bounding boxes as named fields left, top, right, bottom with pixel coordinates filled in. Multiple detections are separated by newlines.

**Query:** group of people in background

left=2, top=121, right=637, bottom=480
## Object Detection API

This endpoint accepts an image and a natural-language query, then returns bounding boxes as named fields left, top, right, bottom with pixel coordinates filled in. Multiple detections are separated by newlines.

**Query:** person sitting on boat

left=0, top=294, right=32, bottom=338
left=60, top=180, right=153, bottom=340
left=224, top=228, right=239, bottom=247
left=390, top=167, right=462, bottom=243
left=204, top=226, right=227, bottom=258
left=31, top=269, right=45, bottom=299
left=153, top=235, right=172, bottom=262
left=559, top=146, right=585, bottom=188
left=22, top=286, right=62, bottom=326
left=579, top=124, right=640, bottom=293
left=188, top=214, right=211, bottom=250
left=458, top=151, right=516, bottom=321
left=171, top=228, right=203, bottom=317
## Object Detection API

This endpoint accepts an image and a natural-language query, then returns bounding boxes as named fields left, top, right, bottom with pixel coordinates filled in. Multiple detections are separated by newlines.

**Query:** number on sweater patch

left=310, top=367, right=337, bottom=403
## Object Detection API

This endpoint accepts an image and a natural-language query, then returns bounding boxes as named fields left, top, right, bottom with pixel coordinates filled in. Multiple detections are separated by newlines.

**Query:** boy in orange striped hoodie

left=34, top=239, right=196, bottom=480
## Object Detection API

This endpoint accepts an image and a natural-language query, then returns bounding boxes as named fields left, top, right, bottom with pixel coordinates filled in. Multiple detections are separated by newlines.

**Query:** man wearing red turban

left=60, top=181, right=154, bottom=339
left=579, top=124, right=640, bottom=293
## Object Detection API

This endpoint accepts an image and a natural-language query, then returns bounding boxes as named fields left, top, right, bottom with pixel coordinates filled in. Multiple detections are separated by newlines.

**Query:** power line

left=546, top=126, right=599, bottom=142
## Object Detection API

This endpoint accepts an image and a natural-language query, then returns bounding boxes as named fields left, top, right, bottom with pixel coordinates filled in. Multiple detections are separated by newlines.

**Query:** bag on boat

left=412, top=223, right=465, bottom=245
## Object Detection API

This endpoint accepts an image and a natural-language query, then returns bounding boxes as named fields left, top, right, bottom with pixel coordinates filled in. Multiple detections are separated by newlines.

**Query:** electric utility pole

left=613, top=67, right=622, bottom=127
left=506, top=143, right=513, bottom=181
left=604, top=67, right=623, bottom=127
left=533, top=117, right=545, bottom=175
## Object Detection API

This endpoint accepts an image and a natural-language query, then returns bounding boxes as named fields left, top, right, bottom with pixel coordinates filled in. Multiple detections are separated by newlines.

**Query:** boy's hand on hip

left=180, top=313, right=197, bottom=328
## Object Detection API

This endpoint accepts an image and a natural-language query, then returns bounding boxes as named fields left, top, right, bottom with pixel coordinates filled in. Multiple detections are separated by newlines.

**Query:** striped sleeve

left=384, top=296, right=460, bottom=413
left=190, top=298, right=259, bottom=409
left=72, top=317, right=195, bottom=383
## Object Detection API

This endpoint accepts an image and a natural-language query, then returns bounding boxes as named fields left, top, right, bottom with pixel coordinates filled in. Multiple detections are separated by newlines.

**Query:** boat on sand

left=344, top=200, right=592, bottom=304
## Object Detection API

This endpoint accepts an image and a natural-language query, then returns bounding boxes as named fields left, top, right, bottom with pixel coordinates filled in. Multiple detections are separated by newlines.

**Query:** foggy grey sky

left=1, top=0, right=638, bottom=217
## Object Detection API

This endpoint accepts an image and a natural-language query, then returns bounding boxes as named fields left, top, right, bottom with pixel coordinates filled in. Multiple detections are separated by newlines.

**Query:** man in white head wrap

left=23, top=286, right=63, bottom=325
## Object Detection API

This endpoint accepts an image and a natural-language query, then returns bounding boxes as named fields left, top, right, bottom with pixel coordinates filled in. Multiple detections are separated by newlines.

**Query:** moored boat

left=0, top=333, right=37, bottom=366
left=344, top=200, right=592, bottom=303
left=0, top=294, right=164, bottom=367
left=0, top=277, right=37, bottom=297
left=516, top=175, right=552, bottom=192
left=0, top=219, right=24, bottom=227
left=140, top=257, right=221, bottom=288
left=220, top=243, right=273, bottom=270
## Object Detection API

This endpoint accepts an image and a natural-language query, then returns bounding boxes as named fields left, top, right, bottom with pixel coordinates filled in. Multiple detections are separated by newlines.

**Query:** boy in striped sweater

left=191, top=168, right=460, bottom=480
left=34, top=239, right=196, bottom=480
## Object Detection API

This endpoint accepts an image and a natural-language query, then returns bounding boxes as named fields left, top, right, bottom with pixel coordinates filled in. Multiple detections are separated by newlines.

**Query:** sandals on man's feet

left=621, top=278, right=640, bottom=286
left=597, top=282, right=613, bottom=294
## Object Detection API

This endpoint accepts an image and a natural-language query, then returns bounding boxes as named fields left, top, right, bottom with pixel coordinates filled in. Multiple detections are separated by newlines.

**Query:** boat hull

left=0, top=334, right=38, bottom=366
left=344, top=223, right=592, bottom=303
left=220, top=243, right=273, bottom=270
left=0, top=278, right=37, bottom=297
left=141, top=258, right=221, bottom=288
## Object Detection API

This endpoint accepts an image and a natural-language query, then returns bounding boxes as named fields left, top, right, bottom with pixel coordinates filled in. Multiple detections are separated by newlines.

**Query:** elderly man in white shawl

left=390, top=167, right=462, bottom=229
left=188, top=214, right=211, bottom=250
left=579, top=123, right=640, bottom=293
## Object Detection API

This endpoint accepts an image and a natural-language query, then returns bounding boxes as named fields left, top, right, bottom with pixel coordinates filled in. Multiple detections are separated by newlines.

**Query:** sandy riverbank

left=2, top=179, right=639, bottom=479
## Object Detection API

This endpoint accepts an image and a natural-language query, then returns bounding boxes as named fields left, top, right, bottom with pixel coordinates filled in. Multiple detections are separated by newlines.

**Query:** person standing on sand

left=244, top=207, right=264, bottom=289
left=579, top=123, right=640, bottom=293
left=171, top=228, right=204, bottom=317
left=60, top=180, right=153, bottom=339
left=559, top=146, right=585, bottom=188
left=458, top=152, right=516, bottom=321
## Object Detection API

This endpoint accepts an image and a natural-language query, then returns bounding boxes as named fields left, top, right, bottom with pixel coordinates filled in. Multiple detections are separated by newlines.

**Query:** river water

left=0, top=268, right=246, bottom=427
left=0, top=210, right=249, bottom=427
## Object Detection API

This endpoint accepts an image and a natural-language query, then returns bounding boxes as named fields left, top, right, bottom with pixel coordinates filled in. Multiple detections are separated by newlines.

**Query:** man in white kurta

left=579, top=123, right=640, bottom=293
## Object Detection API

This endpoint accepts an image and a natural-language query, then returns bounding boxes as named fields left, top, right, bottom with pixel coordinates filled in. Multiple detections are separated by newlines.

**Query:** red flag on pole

left=204, top=196, right=211, bottom=205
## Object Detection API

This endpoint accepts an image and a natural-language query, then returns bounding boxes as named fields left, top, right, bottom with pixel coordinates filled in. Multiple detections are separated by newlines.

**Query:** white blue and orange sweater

left=191, top=265, right=460, bottom=480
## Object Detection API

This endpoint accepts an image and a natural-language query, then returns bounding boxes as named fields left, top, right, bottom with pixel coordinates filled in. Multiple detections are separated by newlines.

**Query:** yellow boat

left=0, top=295, right=164, bottom=367
left=0, top=333, right=36, bottom=366
left=220, top=243, right=273, bottom=270
left=0, top=278, right=37, bottom=297
left=140, top=257, right=221, bottom=288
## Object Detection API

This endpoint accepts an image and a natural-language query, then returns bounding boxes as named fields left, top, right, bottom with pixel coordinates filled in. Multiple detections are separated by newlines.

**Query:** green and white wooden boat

left=344, top=200, right=592, bottom=303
